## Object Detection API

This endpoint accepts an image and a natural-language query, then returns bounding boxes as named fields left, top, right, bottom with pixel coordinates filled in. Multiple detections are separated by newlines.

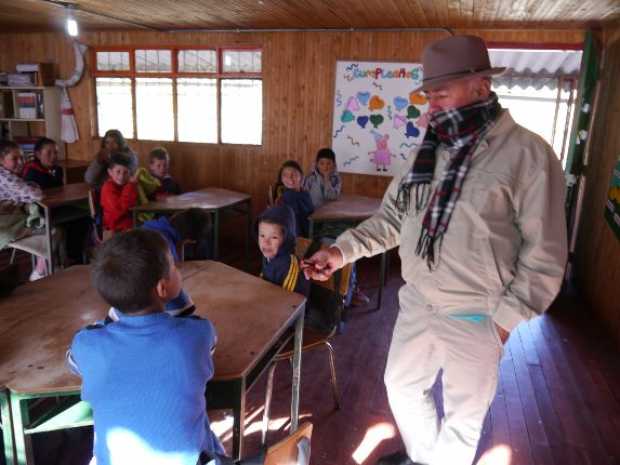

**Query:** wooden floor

left=2, top=251, right=620, bottom=465
left=235, top=255, right=620, bottom=465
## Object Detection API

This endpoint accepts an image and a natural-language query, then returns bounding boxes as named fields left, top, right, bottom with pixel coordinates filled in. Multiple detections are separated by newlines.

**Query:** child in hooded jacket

left=256, top=204, right=309, bottom=297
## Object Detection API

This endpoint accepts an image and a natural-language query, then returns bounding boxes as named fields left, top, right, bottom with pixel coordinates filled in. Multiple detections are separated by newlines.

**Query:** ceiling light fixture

left=65, top=4, right=78, bottom=36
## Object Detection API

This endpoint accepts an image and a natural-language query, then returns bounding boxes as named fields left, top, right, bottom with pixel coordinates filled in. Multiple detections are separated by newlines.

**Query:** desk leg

left=1, top=390, right=15, bottom=465
left=375, top=252, right=387, bottom=311
left=42, top=205, right=53, bottom=274
left=231, top=379, right=246, bottom=460
left=290, top=305, right=305, bottom=433
left=245, top=200, right=251, bottom=271
left=213, top=211, right=220, bottom=261
left=9, top=395, right=33, bottom=465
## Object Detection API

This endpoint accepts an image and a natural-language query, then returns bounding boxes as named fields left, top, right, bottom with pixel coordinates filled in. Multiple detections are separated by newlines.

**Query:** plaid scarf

left=396, top=92, right=502, bottom=269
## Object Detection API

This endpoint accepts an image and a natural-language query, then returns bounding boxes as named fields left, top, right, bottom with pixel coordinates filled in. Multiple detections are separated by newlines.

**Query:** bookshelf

left=0, top=86, right=64, bottom=159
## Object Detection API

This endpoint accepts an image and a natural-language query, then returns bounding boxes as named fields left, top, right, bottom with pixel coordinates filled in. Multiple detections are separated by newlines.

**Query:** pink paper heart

left=393, top=114, right=406, bottom=129
left=346, top=97, right=360, bottom=112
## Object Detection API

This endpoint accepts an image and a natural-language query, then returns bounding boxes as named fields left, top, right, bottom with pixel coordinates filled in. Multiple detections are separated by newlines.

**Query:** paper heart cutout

left=407, top=105, right=421, bottom=119
left=357, top=92, right=371, bottom=106
left=409, top=92, right=427, bottom=105
left=393, top=114, right=406, bottom=129
left=369, top=95, right=385, bottom=111
left=341, top=110, right=355, bottom=123
left=357, top=115, right=369, bottom=129
left=370, top=114, right=384, bottom=128
left=393, top=96, right=408, bottom=111
left=346, top=96, right=360, bottom=112
left=405, top=121, right=420, bottom=138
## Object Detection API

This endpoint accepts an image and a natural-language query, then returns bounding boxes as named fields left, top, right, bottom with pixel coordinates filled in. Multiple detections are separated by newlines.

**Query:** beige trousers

left=384, top=288, right=503, bottom=465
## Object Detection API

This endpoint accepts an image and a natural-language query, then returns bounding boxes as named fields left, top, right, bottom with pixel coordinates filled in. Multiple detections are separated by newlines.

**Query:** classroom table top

left=133, top=187, right=251, bottom=213
left=38, top=182, right=90, bottom=208
left=0, top=261, right=305, bottom=394
left=310, top=194, right=382, bottom=222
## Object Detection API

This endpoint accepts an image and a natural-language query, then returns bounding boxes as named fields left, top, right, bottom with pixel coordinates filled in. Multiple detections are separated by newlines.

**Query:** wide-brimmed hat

left=414, top=35, right=505, bottom=92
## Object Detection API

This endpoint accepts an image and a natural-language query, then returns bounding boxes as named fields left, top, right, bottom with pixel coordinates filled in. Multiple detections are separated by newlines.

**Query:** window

left=493, top=82, right=577, bottom=166
left=93, top=48, right=262, bottom=145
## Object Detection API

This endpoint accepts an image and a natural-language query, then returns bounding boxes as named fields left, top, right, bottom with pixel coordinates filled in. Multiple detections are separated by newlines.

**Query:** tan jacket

left=336, top=110, right=567, bottom=331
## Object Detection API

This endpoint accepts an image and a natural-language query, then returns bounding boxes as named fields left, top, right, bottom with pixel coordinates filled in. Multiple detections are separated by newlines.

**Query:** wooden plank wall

left=573, top=24, right=620, bottom=346
left=0, top=28, right=583, bottom=215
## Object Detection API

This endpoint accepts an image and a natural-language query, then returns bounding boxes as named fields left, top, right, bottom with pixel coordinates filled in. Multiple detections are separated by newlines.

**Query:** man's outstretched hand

left=300, top=247, right=345, bottom=281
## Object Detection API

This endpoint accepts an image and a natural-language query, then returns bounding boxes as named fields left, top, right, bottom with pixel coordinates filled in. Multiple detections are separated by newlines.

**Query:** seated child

left=272, top=160, right=314, bottom=237
left=85, top=129, right=138, bottom=189
left=0, top=141, right=48, bottom=281
left=0, top=141, right=42, bottom=205
left=67, top=229, right=224, bottom=465
left=303, top=148, right=370, bottom=307
left=100, top=153, right=138, bottom=233
left=22, top=137, right=64, bottom=189
left=134, top=208, right=212, bottom=317
left=303, top=147, right=342, bottom=209
left=257, top=204, right=309, bottom=296
left=148, top=147, right=182, bottom=198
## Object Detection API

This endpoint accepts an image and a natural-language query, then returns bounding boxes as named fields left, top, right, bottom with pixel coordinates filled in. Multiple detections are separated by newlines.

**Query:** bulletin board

left=604, top=155, right=620, bottom=240
left=331, top=61, right=429, bottom=176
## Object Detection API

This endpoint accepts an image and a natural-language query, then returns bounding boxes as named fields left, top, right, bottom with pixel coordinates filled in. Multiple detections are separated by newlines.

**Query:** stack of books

left=16, top=92, right=38, bottom=119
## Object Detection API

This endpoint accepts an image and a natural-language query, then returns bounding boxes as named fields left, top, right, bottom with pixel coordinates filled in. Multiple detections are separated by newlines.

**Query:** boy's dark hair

left=276, top=160, right=303, bottom=184
left=34, top=137, right=56, bottom=154
left=149, top=147, right=170, bottom=163
left=102, top=129, right=129, bottom=152
left=92, top=229, right=171, bottom=313
left=0, top=140, right=19, bottom=159
left=315, top=148, right=336, bottom=163
left=108, top=152, right=132, bottom=169
left=170, top=208, right=212, bottom=242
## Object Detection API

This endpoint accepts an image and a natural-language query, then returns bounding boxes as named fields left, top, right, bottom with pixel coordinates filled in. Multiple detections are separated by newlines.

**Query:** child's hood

left=255, top=204, right=297, bottom=256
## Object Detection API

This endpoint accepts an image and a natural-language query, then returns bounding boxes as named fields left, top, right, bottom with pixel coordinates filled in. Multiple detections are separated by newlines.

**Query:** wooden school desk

left=36, top=182, right=90, bottom=273
left=308, top=194, right=387, bottom=310
left=132, top=187, right=252, bottom=263
left=0, top=261, right=306, bottom=465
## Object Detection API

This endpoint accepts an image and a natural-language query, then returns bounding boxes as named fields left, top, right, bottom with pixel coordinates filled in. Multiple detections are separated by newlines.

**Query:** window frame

left=92, top=45, right=263, bottom=145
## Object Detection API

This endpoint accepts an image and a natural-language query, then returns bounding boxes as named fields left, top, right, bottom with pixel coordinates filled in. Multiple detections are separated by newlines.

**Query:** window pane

left=178, top=50, right=217, bottom=73
left=177, top=78, right=217, bottom=143
left=96, top=52, right=130, bottom=71
left=222, top=50, right=262, bottom=73
left=494, top=83, right=570, bottom=163
left=221, top=79, right=262, bottom=145
left=135, top=49, right=172, bottom=73
left=136, top=78, right=174, bottom=141
left=95, top=78, right=133, bottom=138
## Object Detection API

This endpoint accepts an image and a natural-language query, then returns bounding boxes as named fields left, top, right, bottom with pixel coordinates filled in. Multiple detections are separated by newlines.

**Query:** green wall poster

left=605, top=155, right=620, bottom=239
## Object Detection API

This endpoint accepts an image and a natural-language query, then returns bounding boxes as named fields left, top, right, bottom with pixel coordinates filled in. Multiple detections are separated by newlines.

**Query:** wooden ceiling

left=0, top=0, right=619, bottom=32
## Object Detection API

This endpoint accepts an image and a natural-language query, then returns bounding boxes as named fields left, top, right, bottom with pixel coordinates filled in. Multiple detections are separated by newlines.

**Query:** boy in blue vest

left=67, top=229, right=224, bottom=465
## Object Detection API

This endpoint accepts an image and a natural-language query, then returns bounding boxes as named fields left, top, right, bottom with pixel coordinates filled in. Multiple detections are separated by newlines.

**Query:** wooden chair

left=88, top=188, right=104, bottom=244
left=261, top=238, right=352, bottom=444
left=7, top=234, right=50, bottom=277
left=264, top=421, right=313, bottom=465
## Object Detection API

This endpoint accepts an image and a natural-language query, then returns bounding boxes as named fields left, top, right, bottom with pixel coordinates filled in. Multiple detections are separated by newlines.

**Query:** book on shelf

left=7, top=73, right=33, bottom=87
left=16, top=92, right=38, bottom=119
left=14, top=136, right=39, bottom=156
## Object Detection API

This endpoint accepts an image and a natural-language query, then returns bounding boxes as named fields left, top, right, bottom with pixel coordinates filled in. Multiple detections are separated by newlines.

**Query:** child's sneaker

left=351, top=286, right=371, bottom=306
left=29, top=269, right=46, bottom=282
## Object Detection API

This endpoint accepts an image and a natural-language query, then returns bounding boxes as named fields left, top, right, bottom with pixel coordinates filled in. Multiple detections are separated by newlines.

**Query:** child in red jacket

left=100, top=153, right=138, bottom=233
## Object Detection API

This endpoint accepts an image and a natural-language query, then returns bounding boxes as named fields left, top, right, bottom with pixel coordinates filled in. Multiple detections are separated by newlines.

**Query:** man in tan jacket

left=302, top=35, right=567, bottom=465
